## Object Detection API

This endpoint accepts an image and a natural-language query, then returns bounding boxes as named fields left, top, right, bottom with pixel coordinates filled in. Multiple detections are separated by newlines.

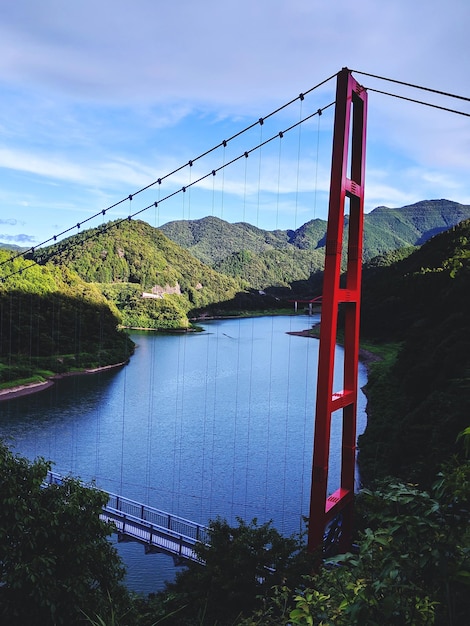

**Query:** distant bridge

left=45, top=471, right=208, bottom=564
left=289, top=295, right=323, bottom=314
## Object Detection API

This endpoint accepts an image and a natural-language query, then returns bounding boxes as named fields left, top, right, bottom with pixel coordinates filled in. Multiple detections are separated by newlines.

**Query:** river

left=0, top=315, right=368, bottom=594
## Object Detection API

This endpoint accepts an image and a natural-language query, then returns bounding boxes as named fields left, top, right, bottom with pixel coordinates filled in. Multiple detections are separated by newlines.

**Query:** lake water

left=0, top=315, right=368, bottom=594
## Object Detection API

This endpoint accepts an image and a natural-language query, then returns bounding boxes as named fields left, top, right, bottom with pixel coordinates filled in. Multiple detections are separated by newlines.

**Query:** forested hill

left=361, top=198, right=470, bottom=257
left=33, top=219, right=241, bottom=329
left=158, top=216, right=291, bottom=266
left=358, top=217, right=470, bottom=487
left=0, top=250, right=134, bottom=386
left=159, top=199, right=470, bottom=289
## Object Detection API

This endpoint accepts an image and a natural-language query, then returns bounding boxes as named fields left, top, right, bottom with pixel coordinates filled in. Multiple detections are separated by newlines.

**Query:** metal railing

left=45, top=471, right=209, bottom=563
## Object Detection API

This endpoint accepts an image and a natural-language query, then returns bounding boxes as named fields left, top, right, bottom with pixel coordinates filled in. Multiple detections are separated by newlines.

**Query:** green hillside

left=159, top=199, right=470, bottom=290
left=159, top=215, right=291, bottom=266
left=34, top=219, right=242, bottom=329
left=361, top=198, right=470, bottom=257
left=213, top=246, right=325, bottom=292
left=159, top=215, right=328, bottom=290
left=0, top=250, right=134, bottom=386
left=358, top=218, right=470, bottom=486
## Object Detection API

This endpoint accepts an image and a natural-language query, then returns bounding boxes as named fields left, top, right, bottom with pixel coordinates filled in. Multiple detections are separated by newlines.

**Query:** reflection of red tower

left=308, top=68, right=368, bottom=555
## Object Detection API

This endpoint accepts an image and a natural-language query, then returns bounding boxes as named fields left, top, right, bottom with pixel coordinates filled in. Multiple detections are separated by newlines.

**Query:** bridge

left=7, top=67, right=466, bottom=562
left=42, top=68, right=366, bottom=558
left=289, top=295, right=323, bottom=314
left=45, top=471, right=208, bottom=564
left=45, top=470, right=343, bottom=564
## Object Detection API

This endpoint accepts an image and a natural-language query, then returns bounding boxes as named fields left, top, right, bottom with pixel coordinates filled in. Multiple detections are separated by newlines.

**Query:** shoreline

left=0, top=360, right=128, bottom=402
left=287, top=326, right=382, bottom=371
left=1, top=318, right=381, bottom=401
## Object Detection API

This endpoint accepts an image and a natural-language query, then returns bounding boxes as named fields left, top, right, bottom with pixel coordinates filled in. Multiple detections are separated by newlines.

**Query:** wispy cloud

left=0, top=0, right=469, bottom=246
left=0, top=232, right=35, bottom=244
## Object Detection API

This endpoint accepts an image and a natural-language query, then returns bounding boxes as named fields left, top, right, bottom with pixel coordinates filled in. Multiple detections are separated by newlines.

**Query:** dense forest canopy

left=32, top=219, right=243, bottom=329
left=358, top=217, right=470, bottom=486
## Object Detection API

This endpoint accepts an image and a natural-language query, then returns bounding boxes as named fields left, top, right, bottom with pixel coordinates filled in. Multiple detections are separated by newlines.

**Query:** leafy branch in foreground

left=255, top=467, right=470, bottom=626
left=0, top=441, right=133, bottom=626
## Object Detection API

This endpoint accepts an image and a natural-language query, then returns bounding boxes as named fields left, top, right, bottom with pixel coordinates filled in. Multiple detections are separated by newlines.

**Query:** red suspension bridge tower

left=308, top=68, right=368, bottom=554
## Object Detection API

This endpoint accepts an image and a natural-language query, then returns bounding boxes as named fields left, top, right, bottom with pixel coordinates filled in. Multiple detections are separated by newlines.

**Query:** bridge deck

left=45, top=471, right=208, bottom=563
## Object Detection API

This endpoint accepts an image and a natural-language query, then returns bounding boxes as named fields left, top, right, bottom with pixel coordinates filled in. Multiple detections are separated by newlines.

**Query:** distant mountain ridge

left=16, top=198, right=470, bottom=330
left=158, top=216, right=291, bottom=266
left=159, top=199, right=470, bottom=288
left=362, top=199, right=470, bottom=256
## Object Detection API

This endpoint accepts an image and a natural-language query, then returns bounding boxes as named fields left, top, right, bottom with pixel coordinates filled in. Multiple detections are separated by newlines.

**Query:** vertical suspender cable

left=208, top=158, right=224, bottom=521
left=220, top=142, right=226, bottom=220
left=263, top=131, right=284, bottom=519
left=229, top=148, right=250, bottom=522
left=199, top=312, right=210, bottom=520
left=118, top=195, right=133, bottom=495
left=313, top=109, right=323, bottom=220
left=243, top=118, right=265, bottom=521
left=175, top=332, right=187, bottom=514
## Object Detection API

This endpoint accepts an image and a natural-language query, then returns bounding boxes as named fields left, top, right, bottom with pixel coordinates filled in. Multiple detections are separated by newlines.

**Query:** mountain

left=14, top=198, right=469, bottom=333
left=158, top=215, right=291, bottom=266
left=358, top=217, right=470, bottom=487
left=362, top=199, right=470, bottom=257
left=159, top=200, right=470, bottom=289
left=33, top=219, right=242, bottom=329
left=159, top=216, right=327, bottom=291
left=0, top=243, right=29, bottom=252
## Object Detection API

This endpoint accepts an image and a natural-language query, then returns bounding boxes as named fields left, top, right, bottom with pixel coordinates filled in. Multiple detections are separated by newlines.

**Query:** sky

left=0, top=0, right=469, bottom=248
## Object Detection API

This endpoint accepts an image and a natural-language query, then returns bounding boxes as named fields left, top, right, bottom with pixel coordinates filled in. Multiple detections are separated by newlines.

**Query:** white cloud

left=0, top=0, right=469, bottom=245
left=0, top=145, right=160, bottom=191
left=0, top=1, right=467, bottom=109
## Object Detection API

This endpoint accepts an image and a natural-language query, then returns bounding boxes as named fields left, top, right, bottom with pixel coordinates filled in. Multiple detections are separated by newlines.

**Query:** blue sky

left=0, top=0, right=469, bottom=247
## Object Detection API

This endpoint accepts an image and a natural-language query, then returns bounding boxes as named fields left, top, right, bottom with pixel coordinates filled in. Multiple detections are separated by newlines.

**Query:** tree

left=139, top=517, right=307, bottom=625
left=0, top=441, right=132, bottom=626
left=250, top=471, right=470, bottom=626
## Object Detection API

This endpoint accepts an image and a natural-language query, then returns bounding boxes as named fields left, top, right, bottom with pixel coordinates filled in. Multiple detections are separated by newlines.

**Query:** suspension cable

left=365, top=88, right=470, bottom=118
left=0, top=73, right=338, bottom=270
left=351, top=69, right=470, bottom=103
left=5, top=68, right=467, bottom=282
left=0, top=102, right=334, bottom=282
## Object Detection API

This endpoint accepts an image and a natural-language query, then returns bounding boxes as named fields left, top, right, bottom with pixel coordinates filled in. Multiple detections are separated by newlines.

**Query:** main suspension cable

left=0, top=102, right=334, bottom=282
left=351, top=69, right=470, bottom=104
left=0, top=73, right=338, bottom=270
left=366, top=88, right=470, bottom=118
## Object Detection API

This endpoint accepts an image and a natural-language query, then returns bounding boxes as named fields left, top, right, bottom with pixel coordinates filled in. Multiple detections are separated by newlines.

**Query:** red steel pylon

left=308, top=68, right=368, bottom=554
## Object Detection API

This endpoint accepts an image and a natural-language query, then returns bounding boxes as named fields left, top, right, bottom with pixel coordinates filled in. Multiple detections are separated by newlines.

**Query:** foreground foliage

left=135, top=517, right=309, bottom=625
left=0, top=441, right=133, bottom=626
left=244, top=464, right=470, bottom=626
left=130, top=462, right=470, bottom=625
left=2, top=437, right=469, bottom=625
